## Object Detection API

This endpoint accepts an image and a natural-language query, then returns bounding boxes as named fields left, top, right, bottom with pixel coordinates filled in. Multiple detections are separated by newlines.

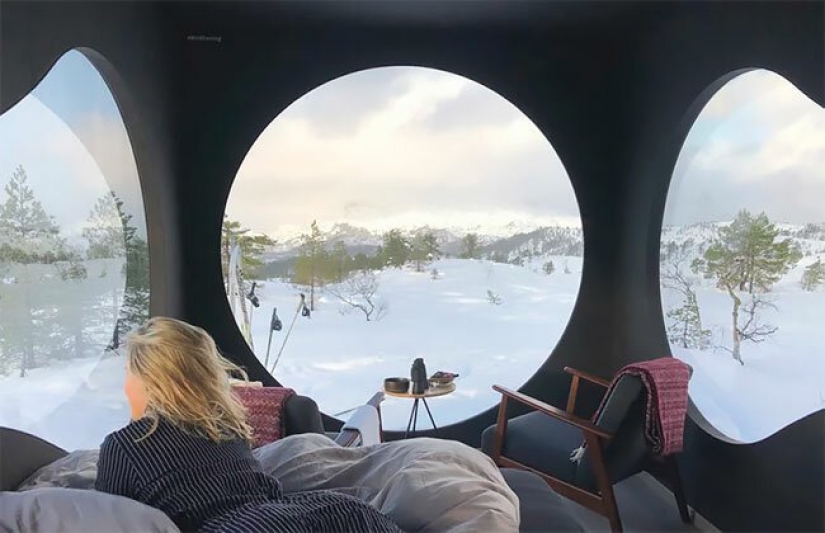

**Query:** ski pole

left=269, top=294, right=306, bottom=374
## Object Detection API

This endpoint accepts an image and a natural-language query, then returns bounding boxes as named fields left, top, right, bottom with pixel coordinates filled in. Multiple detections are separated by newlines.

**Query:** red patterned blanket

left=232, top=386, right=295, bottom=447
left=599, top=358, right=691, bottom=455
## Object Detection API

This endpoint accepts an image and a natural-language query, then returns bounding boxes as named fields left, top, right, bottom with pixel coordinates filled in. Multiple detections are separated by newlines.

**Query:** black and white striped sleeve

left=95, top=433, right=137, bottom=497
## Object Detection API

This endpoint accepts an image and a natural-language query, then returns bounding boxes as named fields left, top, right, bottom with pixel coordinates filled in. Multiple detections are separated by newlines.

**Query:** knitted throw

left=571, top=358, right=691, bottom=462
left=232, top=386, right=296, bottom=448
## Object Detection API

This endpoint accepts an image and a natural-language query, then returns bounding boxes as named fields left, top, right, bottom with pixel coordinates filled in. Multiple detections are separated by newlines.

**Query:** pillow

left=232, top=386, right=295, bottom=447
left=0, top=487, right=180, bottom=532
left=16, top=449, right=99, bottom=491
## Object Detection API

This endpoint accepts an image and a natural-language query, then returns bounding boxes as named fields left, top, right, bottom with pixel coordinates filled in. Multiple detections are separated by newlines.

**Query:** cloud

left=666, top=70, right=825, bottom=226
left=0, top=97, right=110, bottom=238
left=227, top=67, right=580, bottom=238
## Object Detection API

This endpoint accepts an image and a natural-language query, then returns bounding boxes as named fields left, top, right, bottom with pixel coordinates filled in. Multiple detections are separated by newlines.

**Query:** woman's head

left=124, top=317, right=252, bottom=443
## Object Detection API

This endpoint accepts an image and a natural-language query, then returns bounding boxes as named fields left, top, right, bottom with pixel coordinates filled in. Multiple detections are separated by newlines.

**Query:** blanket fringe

left=569, top=445, right=586, bottom=463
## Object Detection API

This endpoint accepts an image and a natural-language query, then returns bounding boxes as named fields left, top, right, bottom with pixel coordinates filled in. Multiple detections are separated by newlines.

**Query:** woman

left=95, top=316, right=401, bottom=533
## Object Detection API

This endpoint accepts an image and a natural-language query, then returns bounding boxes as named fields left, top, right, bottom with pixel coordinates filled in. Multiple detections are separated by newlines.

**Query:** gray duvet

left=254, top=434, right=521, bottom=532
left=4, top=435, right=520, bottom=533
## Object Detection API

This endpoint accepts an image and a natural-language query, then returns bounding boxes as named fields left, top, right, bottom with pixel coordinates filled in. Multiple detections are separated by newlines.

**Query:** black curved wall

left=1, top=1, right=822, bottom=530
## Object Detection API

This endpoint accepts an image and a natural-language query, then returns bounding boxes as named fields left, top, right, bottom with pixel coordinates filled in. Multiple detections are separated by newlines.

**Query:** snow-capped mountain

left=661, top=221, right=825, bottom=260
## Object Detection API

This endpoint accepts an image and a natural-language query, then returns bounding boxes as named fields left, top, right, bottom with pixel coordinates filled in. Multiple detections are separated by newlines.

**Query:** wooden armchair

left=481, top=367, right=691, bottom=532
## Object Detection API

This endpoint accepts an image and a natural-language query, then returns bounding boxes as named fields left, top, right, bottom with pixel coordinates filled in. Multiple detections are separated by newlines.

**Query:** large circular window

left=662, top=70, right=824, bottom=442
left=225, top=67, right=582, bottom=430
left=0, top=51, right=149, bottom=449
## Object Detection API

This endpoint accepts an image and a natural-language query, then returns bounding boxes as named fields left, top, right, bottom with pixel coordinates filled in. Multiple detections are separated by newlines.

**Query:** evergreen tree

left=380, top=229, right=411, bottom=268
left=0, top=166, right=67, bottom=263
left=330, top=240, right=351, bottom=282
left=82, top=192, right=124, bottom=259
left=490, top=251, right=508, bottom=264
left=0, top=166, right=70, bottom=376
left=92, top=192, right=151, bottom=349
left=801, top=257, right=824, bottom=291
left=666, top=293, right=711, bottom=350
left=352, top=252, right=372, bottom=271
left=292, top=220, right=327, bottom=311
left=410, top=230, right=439, bottom=272
left=661, top=241, right=710, bottom=350
left=460, top=233, right=480, bottom=259
left=695, top=209, right=800, bottom=364
left=221, top=215, right=276, bottom=284
left=703, top=210, right=802, bottom=294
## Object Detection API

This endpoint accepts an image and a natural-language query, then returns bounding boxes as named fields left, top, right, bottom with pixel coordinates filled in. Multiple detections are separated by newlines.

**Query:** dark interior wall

left=1, top=1, right=823, bottom=530
left=619, top=3, right=824, bottom=530
left=0, top=0, right=184, bottom=318
left=164, top=3, right=825, bottom=529
left=164, top=1, right=648, bottom=386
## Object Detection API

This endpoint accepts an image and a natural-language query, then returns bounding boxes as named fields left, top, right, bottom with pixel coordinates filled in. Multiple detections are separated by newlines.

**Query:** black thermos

left=411, top=358, right=429, bottom=394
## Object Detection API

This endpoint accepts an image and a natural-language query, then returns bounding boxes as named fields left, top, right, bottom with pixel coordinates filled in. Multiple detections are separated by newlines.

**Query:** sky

left=0, top=55, right=821, bottom=247
left=227, top=67, right=582, bottom=239
left=665, top=70, right=825, bottom=227
left=225, top=67, right=824, bottom=239
left=0, top=50, right=146, bottom=241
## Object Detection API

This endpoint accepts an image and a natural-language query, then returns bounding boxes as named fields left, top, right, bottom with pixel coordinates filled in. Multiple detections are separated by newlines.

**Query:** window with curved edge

left=662, top=70, right=824, bottom=443
left=224, top=67, right=582, bottom=430
left=0, top=51, right=149, bottom=450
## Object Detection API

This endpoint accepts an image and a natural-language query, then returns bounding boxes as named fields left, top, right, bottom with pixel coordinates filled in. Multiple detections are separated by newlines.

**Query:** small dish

left=384, top=377, right=410, bottom=393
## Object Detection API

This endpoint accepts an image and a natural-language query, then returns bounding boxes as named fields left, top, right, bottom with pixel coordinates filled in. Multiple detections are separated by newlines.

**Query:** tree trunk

left=727, top=284, right=744, bottom=365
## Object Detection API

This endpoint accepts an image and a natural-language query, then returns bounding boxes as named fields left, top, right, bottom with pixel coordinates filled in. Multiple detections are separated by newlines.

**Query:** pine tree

left=695, top=209, right=800, bottom=364
left=82, top=192, right=124, bottom=259
left=801, top=257, right=824, bottom=291
left=410, top=230, right=439, bottom=272
left=380, top=229, right=411, bottom=268
left=0, top=166, right=67, bottom=263
left=112, top=193, right=150, bottom=347
left=460, top=233, right=480, bottom=259
left=292, top=220, right=327, bottom=311
left=221, top=215, right=276, bottom=284
left=330, top=240, right=351, bottom=282
left=0, top=166, right=70, bottom=376
left=662, top=241, right=710, bottom=350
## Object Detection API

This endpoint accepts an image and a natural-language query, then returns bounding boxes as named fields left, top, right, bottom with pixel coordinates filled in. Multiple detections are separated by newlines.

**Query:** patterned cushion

left=232, top=386, right=295, bottom=448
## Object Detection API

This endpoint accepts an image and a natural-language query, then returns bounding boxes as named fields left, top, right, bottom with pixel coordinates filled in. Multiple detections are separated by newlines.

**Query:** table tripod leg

left=422, top=397, right=437, bottom=429
left=405, top=398, right=418, bottom=439
left=412, top=398, right=419, bottom=433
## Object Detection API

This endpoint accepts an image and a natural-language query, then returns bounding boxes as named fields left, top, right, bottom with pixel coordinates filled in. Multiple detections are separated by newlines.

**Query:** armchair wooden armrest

left=334, top=391, right=384, bottom=447
left=492, top=385, right=613, bottom=440
left=564, top=366, right=610, bottom=413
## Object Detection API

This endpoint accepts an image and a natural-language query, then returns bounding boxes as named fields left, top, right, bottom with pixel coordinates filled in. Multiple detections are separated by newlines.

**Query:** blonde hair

left=125, top=316, right=253, bottom=443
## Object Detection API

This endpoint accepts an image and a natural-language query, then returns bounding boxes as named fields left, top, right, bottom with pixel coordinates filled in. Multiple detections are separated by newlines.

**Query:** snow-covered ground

left=1, top=253, right=822, bottom=450
left=247, top=257, right=583, bottom=432
left=663, top=255, right=825, bottom=443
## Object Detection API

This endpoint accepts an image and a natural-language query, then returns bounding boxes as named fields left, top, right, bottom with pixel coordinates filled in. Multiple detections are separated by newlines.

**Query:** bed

left=0, top=393, right=584, bottom=532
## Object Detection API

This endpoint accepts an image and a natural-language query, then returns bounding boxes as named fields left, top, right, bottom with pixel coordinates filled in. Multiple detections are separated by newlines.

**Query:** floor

left=563, top=473, right=706, bottom=532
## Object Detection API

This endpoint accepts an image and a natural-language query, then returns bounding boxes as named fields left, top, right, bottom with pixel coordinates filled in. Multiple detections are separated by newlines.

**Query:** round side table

left=384, top=382, right=456, bottom=438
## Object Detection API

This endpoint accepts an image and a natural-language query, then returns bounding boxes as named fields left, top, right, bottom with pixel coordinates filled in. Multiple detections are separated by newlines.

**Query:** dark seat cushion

left=482, top=411, right=582, bottom=485
left=283, top=394, right=326, bottom=436
left=501, top=468, right=584, bottom=532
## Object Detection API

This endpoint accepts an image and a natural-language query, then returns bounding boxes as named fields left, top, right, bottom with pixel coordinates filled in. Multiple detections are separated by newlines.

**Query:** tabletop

left=384, top=382, right=456, bottom=399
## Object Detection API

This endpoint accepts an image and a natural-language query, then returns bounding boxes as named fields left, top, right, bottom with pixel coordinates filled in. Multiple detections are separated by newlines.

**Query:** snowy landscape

left=1, top=62, right=821, bottom=452
left=4, top=216, right=822, bottom=450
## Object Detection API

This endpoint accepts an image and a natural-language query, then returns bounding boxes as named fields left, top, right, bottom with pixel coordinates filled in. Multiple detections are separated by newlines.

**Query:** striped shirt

left=95, top=417, right=402, bottom=532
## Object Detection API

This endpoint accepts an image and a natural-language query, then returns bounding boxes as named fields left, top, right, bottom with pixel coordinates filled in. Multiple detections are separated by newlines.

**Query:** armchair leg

left=667, top=455, right=692, bottom=524
left=585, top=433, right=623, bottom=532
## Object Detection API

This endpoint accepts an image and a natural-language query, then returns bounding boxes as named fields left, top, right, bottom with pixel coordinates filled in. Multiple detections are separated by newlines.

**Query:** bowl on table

left=384, top=377, right=410, bottom=393
left=429, top=372, right=458, bottom=387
